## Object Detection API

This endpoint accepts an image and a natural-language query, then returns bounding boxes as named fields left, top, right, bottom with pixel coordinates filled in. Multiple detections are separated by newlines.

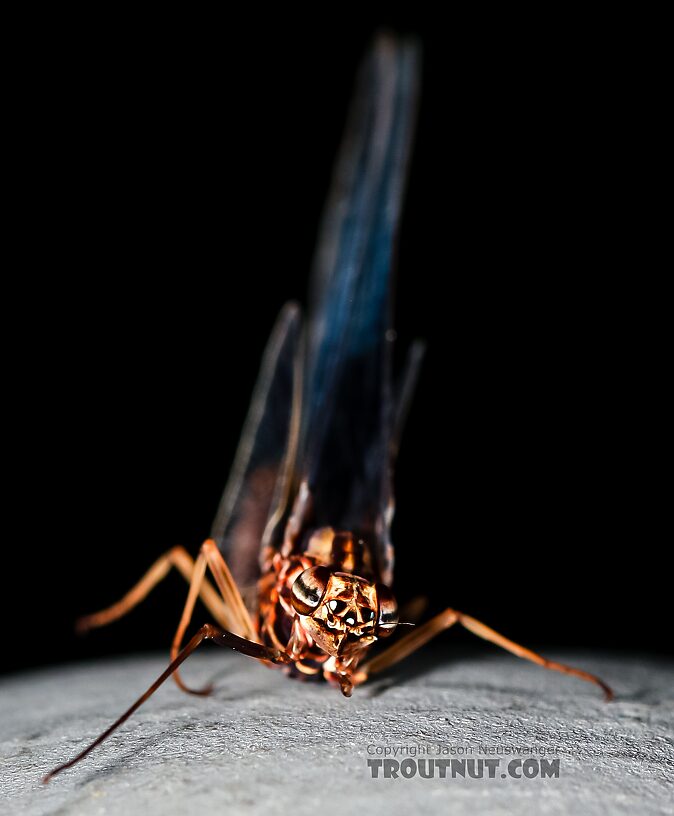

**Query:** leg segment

left=43, top=623, right=291, bottom=783
left=354, top=607, right=613, bottom=700
left=75, top=539, right=259, bottom=696
left=169, top=540, right=259, bottom=695
left=199, top=539, right=257, bottom=642
left=75, top=546, right=230, bottom=633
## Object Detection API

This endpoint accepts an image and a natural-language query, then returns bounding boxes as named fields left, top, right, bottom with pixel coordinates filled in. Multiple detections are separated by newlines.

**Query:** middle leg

left=169, top=539, right=259, bottom=694
left=353, top=607, right=613, bottom=700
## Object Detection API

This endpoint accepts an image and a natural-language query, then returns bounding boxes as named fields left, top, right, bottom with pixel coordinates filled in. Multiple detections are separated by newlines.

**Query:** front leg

left=43, top=623, right=291, bottom=783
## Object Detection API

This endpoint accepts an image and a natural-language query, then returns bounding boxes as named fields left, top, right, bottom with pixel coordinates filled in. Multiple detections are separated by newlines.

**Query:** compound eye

left=375, top=583, right=399, bottom=637
left=291, top=566, right=331, bottom=616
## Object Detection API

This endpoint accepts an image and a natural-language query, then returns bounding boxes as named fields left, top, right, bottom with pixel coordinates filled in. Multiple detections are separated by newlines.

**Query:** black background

left=4, top=11, right=669, bottom=676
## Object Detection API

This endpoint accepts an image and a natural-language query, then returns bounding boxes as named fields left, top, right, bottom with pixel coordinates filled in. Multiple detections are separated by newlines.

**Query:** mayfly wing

left=210, top=302, right=303, bottom=596
left=299, top=34, right=421, bottom=586
left=391, top=339, right=426, bottom=462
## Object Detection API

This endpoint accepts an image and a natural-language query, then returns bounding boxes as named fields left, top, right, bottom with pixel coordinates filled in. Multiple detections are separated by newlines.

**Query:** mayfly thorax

left=44, top=33, right=612, bottom=783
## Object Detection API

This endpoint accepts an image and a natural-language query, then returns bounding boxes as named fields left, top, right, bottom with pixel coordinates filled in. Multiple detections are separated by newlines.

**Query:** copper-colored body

left=258, top=527, right=387, bottom=695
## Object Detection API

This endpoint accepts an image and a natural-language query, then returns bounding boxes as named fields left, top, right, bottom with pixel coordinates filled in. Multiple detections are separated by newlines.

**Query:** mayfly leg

left=43, top=624, right=291, bottom=783
left=76, top=540, right=260, bottom=695
left=170, top=539, right=259, bottom=695
left=75, top=545, right=230, bottom=634
left=353, top=607, right=614, bottom=700
left=76, top=539, right=259, bottom=697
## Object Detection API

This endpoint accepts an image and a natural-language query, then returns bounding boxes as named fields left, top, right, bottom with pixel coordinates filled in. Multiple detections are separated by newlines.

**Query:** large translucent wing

left=300, top=35, right=420, bottom=585
left=211, top=302, right=302, bottom=590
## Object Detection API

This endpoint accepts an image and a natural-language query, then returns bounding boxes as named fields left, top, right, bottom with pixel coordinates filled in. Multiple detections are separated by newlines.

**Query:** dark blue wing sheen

left=300, top=34, right=421, bottom=584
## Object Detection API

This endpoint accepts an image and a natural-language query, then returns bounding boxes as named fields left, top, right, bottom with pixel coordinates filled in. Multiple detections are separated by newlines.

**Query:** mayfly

left=45, top=33, right=612, bottom=783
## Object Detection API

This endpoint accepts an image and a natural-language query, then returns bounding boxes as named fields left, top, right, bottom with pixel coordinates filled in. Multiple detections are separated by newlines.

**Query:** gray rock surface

left=1, top=649, right=672, bottom=815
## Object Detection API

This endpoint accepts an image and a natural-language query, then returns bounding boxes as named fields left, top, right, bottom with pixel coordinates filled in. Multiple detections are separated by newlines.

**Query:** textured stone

left=1, top=649, right=672, bottom=815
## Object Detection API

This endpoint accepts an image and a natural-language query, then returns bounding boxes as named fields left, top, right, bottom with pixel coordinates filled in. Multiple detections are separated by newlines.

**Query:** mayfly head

left=290, top=566, right=398, bottom=657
